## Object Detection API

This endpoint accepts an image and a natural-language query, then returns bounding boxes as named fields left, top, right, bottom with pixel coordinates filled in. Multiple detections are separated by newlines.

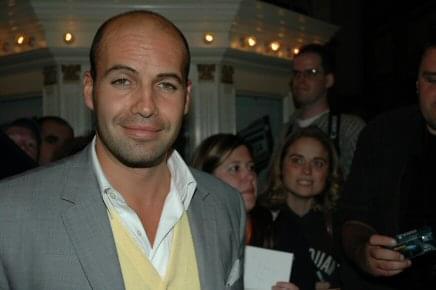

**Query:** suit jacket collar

left=59, top=148, right=226, bottom=290
left=60, top=146, right=125, bottom=290
left=188, top=169, right=229, bottom=290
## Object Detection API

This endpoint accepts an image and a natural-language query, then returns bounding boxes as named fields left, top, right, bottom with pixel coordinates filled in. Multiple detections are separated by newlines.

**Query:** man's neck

left=300, top=104, right=329, bottom=120
left=95, top=139, right=171, bottom=203
left=95, top=139, right=172, bottom=245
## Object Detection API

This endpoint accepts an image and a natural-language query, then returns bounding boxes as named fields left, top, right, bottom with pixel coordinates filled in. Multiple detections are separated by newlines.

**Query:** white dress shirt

left=90, top=138, right=197, bottom=277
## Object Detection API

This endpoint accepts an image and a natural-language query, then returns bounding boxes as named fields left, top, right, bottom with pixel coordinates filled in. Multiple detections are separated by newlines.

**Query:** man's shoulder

left=190, top=168, right=243, bottom=205
left=309, top=112, right=364, bottom=138
left=367, top=105, right=422, bottom=132
left=339, top=113, right=365, bottom=123
left=356, top=105, right=423, bottom=146
left=190, top=168, right=240, bottom=196
left=373, top=105, right=420, bottom=123
left=0, top=150, right=88, bottom=201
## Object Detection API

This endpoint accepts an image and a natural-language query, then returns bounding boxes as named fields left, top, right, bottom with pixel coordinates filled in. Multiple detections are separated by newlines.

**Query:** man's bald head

left=89, top=10, right=191, bottom=82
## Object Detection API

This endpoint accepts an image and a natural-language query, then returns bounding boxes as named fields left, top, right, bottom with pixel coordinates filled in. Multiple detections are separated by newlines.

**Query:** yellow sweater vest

left=109, top=210, right=201, bottom=290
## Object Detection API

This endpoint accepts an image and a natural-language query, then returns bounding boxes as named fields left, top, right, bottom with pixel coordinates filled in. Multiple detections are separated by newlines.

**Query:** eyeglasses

left=292, top=68, right=323, bottom=79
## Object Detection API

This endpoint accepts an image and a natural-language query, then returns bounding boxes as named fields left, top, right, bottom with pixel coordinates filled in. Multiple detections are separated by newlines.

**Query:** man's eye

left=45, top=135, right=59, bottom=144
left=157, top=82, right=177, bottom=91
left=424, top=75, right=436, bottom=84
left=111, top=78, right=131, bottom=87
left=27, top=142, right=36, bottom=149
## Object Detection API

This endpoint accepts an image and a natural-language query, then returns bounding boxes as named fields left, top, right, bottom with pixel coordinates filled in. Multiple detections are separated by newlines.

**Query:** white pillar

left=42, top=63, right=92, bottom=136
left=189, top=62, right=236, bottom=151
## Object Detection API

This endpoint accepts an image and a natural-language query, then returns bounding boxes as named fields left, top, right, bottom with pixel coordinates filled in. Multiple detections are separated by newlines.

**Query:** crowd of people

left=0, top=115, right=89, bottom=179
left=0, top=8, right=435, bottom=290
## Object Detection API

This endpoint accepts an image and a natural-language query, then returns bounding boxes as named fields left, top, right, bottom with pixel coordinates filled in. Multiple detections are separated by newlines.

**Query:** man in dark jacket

left=341, top=41, right=436, bottom=289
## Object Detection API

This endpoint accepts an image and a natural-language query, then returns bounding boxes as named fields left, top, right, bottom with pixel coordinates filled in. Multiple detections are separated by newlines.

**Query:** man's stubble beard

left=96, top=117, right=177, bottom=168
left=97, top=126, right=169, bottom=168
left=420, top=99, right=436, bottom=135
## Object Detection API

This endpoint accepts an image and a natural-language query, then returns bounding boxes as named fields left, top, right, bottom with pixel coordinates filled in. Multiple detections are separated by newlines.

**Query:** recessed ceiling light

left=64, top=32, right=74, bottom=44
left=203, top=33, right=214, bottom=44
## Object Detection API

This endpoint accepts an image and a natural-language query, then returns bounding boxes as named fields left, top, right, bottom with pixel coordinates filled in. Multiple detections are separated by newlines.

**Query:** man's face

left=5, top=126, right=38, bottom=161
left=39, top=121, right=73, bottom=165
left=291, top=52, right=333, bottom=109
left=83, top=17, right=191, bottom=167
left=417, top=47, right=436, bottom=135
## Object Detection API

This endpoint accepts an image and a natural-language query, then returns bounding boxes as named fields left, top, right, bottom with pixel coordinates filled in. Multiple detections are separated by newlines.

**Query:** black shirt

left=273, top=206, right=341, bottom=290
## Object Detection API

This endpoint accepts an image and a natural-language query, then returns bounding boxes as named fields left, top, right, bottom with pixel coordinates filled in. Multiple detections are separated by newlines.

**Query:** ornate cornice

left=197, top=64, right=216, bottom=81
left=62, top=64, right=81, bottom=82
left=221, top=65, right=234, bottom=84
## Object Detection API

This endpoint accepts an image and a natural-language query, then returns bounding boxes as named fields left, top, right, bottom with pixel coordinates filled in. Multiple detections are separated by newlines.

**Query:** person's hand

left=315, top=281, right=330, bottom=289
left=362, top=234, right=412, bottom=276
left=271, top=281, right=299, bottom=290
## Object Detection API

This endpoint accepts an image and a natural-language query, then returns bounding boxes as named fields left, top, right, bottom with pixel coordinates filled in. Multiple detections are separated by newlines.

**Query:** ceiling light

left=246, top=36, right=256, bottom=47
left=269, top=41, right=280, bottom=52
left=64, top=32, right=74, bottom=44
left=203, top=33, right=214, bottom=44
left=16, top=34, right=25, bottom=45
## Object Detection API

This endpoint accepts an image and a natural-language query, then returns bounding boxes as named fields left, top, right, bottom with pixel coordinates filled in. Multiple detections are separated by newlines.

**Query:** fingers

left=367, top=249, right=411, bottom=276
left=272, top=281, right=299, bottom=290
left=369, top=234, right=396, bottom=247
left=315, top=281, right=331, bottom=290
left=364, top=235, right=412, bottom=276
left=368, top=243, right=403, bottom=261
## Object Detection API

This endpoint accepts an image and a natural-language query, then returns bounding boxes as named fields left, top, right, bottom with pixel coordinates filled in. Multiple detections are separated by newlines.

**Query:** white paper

left=244, top=246, right=293, bottom=290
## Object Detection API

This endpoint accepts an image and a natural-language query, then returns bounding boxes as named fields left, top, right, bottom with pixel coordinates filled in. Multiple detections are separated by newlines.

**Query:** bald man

left=0, top=10, right=245, bottom=290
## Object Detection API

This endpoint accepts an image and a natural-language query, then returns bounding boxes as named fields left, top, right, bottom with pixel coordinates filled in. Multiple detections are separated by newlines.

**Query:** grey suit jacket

left=0, top=147, right=245, bottom=290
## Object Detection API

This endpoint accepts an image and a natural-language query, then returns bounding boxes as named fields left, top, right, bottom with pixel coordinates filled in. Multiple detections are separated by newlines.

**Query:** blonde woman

left=260, top=126, right=343, bottom=290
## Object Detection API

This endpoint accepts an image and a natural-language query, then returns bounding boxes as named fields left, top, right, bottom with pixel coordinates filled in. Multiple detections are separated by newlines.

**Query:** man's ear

left=184, top=80, right=192, bottom=115
left=326, top=73, right=335, bottom=89
left=83, top=71, right=95, bottom=111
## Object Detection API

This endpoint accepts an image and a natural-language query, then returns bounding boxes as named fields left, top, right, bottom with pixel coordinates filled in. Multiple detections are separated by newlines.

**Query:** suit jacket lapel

left=188, top=186, right=223, bottom=290
left=60, top=147, right=125, bottom=290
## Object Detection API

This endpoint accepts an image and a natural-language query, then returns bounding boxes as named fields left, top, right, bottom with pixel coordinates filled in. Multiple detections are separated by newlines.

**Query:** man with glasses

left=282, top=43, right=365, bottom=177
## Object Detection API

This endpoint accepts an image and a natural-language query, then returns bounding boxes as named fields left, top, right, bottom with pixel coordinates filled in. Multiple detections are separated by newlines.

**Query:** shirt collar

left=296, top=109, right=330, bottom=127
left=90, top=137, right=197, bottom=211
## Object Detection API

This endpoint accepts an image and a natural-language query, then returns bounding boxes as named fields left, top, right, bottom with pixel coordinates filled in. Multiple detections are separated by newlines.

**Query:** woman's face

left=281, top=137, right=329, bottom=200
left=213, top=145, right=257, bottom=211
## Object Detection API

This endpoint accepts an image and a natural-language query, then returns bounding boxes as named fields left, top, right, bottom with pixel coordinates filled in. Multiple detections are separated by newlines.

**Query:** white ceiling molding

left=0, top=0, right=338, bottom=60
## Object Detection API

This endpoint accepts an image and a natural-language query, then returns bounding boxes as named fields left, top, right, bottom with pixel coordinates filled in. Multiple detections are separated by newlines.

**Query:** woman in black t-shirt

left=260, top=126, right=343, bottom=290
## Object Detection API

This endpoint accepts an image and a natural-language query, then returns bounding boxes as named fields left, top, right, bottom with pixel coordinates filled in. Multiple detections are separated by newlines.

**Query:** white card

left=244, top=246, right=293, bottom=290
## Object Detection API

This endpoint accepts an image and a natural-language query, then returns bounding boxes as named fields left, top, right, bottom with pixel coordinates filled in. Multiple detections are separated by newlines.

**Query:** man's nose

left=131, top=85, right=157, bottom=117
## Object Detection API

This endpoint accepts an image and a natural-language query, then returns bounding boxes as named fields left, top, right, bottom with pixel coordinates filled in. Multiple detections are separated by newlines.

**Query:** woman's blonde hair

left=259, top=126, right=342, bottom=212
